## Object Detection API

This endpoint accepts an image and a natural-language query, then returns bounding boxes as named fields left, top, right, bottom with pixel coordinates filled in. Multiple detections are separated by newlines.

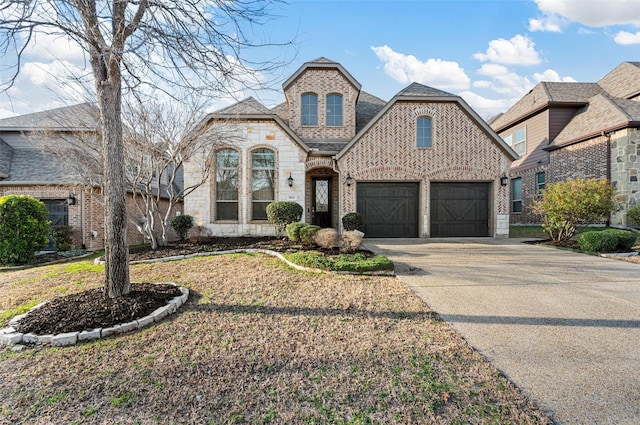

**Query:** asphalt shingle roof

left=0, top=103, right=99, bottom=131
left=597, top=62, right=640, bottom=99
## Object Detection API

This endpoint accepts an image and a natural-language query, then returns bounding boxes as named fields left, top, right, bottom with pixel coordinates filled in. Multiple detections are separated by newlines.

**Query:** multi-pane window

left=536, top=172, right=546, bottom=194
left=503, top=128, right=526, bottom=155
left=215, top=149, right=239, bottom=221
left=301, top=93, right=318, bottom=126
left=512, top=177, right=522, bottom=213
left=326, top=94, right=343, bottom=126
left=251, top=148, right=275, bottom=220
left=417, top=116, right=432, bottom=148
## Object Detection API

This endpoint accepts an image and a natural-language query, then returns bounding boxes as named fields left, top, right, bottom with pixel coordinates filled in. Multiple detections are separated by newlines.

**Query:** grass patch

left=509, top=225, right=546, bottom=238
left=0, top=300, right=40, bottom=323
left=283, top=251, right=394, bottom=273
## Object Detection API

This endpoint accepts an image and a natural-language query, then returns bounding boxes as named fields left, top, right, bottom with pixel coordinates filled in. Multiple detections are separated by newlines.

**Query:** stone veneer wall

left=337, top=101, right=511, bottom=237
left=284, top=68, right=358, bottom=141
left=184, top=121, right=308, bottom=237
left=610, top=128, right=640, bottom=226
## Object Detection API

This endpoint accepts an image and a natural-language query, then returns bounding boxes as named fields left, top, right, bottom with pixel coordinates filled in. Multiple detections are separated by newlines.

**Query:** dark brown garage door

left=357, top=182, right=419, bottom=238
left=430, top=182, right=490, bottom=237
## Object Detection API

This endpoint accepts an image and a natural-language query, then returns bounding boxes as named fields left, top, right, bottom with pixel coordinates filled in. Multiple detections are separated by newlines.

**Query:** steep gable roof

left=550, top=94, right=640, bottom=148
left=282, top=57, right=362, bottom=92
left=597, top=61, right=640, bottom=99
left=490, top=82, right=603, bottom=131
left=0, top=103, right=99, bottom=131
left=337, top=82, right=517, bottom=160
left=215, top=97, right=272, bottom=115
left=355, top=91, right=386, bottom=133
left=0, top=138, right=13, bottom=179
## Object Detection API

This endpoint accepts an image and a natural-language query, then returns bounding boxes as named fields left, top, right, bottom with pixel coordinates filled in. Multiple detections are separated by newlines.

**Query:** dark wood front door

left=430, top=182, right=490, bottom=237
left=312, top=177, right=332, bottom=228
left=42, top=199, right=69, bottom=251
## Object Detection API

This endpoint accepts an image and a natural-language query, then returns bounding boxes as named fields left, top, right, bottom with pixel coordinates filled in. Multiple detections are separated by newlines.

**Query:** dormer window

left=326, top=94, right=343, bottom=126
left=301, top=93, right=318, bottom=126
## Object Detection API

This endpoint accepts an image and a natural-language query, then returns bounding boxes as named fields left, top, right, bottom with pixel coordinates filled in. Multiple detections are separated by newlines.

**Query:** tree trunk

left=98, top=81, right=131, bottom=298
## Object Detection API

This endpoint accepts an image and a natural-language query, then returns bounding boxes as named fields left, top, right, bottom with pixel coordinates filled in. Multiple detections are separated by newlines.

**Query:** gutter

left=544, top=122, right=640, bottom=151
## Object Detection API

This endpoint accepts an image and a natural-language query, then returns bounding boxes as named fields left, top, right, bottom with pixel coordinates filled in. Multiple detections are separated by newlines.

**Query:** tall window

left=251, top=148, right=275, bottom=220
left=301, top=93, right=318, bottom=126
left=417, top=116, right=432, bottom=148
left=326, top=94, right=343, bottom=126
left=215, top=149, right=239, bottom=221
left=536, top=172, right=546, bottom=194
left=512, top=177, right=522, bottom=213
left=503, top=128, right=526, bottom=155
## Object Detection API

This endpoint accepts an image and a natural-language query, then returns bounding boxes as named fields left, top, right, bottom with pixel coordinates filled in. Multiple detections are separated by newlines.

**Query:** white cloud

left=473, top=80, right=492, bottom=89
left=533, top=69, right=577, bottom=82
left=534, top=0, right=640, bottom=27
left=614, top=31, right=640, bottom=44
left=476, top=64, right=534, bottom=97
left=23, top=32, right=87, bottom=65
left=371, top=45, right=470, bottom=90
left=458, top=90, right=517, bottom=119
left=528, top=15, right=567, bottom=32
left=473, top=35, right=541, bottom=66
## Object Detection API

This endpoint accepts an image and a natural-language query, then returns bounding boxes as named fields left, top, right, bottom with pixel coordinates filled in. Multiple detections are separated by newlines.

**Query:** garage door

left=430, top=182, right=490, bottom=237
left=356, top=182, right=419, bottom=238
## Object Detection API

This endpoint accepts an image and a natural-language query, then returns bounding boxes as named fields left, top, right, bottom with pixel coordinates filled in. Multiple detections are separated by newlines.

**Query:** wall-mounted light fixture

left=345, top=173, right=353, bottom=187
left=66, top=194, right=76, bottom=205
left=500, top=173, right=509, bottom=186
left=287, top=172, right=294, bottom=187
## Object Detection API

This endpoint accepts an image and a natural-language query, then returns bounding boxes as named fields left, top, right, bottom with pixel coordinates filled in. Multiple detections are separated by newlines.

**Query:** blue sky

left=1, top=0, right=640, bottom=119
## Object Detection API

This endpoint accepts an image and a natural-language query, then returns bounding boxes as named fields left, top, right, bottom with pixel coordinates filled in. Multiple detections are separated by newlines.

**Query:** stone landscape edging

left=94, top=248, right=396, bottom=276
left=1, top=283, right=189, bottom=349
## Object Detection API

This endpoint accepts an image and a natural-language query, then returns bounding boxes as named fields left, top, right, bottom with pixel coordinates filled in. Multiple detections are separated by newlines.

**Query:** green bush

left=577, top=231, right=619, bottom=253
left=602, top=229, right=637, bottom=251
left=0, top=195, right=50, bottom=264
left=170, top=214, right=194, bottom=240
left=342, top=212, right=364, bottom=232
left=628, top=205, right=640, bottom=226
left=533, top=178, right=616, bottom=242
left=286, top=222, right=307, bottom=242
left=282, top=251, right=394, bottom=273
left=51, top=225, right=74, bottom=251
left=266, top=201, right=303, bottom=234
left=299, top=224, right=320, bottom=245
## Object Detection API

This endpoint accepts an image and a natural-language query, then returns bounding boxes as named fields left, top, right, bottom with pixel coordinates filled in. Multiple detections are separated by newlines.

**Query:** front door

left=42, top=199, right=69, bottom=251
left=312, top=177, right=332, bottom=228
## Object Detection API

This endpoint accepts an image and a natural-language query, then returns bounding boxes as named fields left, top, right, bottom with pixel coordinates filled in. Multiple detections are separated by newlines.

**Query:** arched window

left=215, top=149, right=239, bottom=221
left=326, top=93, right=343, bottom=126
left=251, top=148, right=275, bottom=220
left=417, top=116, right=432, bottom=148
left=301, top=93, right=318, bottom=126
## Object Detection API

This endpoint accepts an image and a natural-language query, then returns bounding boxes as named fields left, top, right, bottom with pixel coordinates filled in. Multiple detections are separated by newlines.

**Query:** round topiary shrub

left=602, top=228, right=637, bottom=251
left=0, top=195, right=50, bottom=264
left=315, top=228, right=340, bottom=249
left=342, top=212, right=364, bottom=232
left=266, top=201, right=303, bottom=234
left=170, top=214, right=194, bottom=240
left=577, top=231, right=619, bottom=253
left=299, top=224, right=321, bottom=245
left=628, top=205, right=640, bottom=227
left=286, top=222, right=307, bottom=242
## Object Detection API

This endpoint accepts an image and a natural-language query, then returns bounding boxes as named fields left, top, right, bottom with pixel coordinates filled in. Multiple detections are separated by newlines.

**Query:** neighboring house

left=184, top=57, right=517, bottom=238
left=490, top=62, right=640, bottom=227
left=0, top=103, right=182, bottom=250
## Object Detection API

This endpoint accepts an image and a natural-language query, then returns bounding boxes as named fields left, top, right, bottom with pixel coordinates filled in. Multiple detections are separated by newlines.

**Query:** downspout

left=81, top=187, right=86, bottom=249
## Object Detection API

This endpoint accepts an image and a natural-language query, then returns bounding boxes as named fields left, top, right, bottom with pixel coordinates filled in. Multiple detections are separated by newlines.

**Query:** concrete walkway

left=365, top=238, right=640, bottom=425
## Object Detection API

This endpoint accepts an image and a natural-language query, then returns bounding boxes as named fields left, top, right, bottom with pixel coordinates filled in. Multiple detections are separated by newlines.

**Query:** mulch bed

left=13, top=237, right=373, bottom=337
left=16, top=283, right=182, bottom=335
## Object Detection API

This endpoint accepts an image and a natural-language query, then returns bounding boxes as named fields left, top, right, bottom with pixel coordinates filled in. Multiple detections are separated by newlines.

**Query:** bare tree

left=1, top=1, right=292, bottom=297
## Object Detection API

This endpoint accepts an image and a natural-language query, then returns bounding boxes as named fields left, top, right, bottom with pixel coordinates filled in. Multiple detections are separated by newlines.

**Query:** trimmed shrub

left=577, top=231, right=618, bottom=253
left=266, top=201, right=303, bottom=234
left=602, top=229, right=637, bottom=251
left=188, top=225, right=213, bottom=244
left=628, top=205, right=640, bottom=226
left=51, top=225, right=74, bottom=251
left=299, top=224, right=321, bottom=245
left=342, top=230, right=364, bottom=252
left=342, top=212, right=364, bottom=232
left=315, top=228, right=340, bottom=249
left=0, top=195, right=50, bottom=264
left=170, top=214, right=194, bottom=240
left=286, top=222, right=307, bottom=242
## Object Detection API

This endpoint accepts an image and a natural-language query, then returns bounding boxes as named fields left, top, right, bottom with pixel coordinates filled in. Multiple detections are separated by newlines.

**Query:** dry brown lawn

left=1, top=253, right=551, bottom=424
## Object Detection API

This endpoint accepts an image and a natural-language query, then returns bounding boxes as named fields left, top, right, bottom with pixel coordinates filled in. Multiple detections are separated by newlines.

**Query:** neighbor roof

left=0, top=103, right=100, bottom=131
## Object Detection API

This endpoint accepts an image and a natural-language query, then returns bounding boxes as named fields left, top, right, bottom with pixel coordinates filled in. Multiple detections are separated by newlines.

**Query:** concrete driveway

left=364, top=238, right=640, bottom=425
